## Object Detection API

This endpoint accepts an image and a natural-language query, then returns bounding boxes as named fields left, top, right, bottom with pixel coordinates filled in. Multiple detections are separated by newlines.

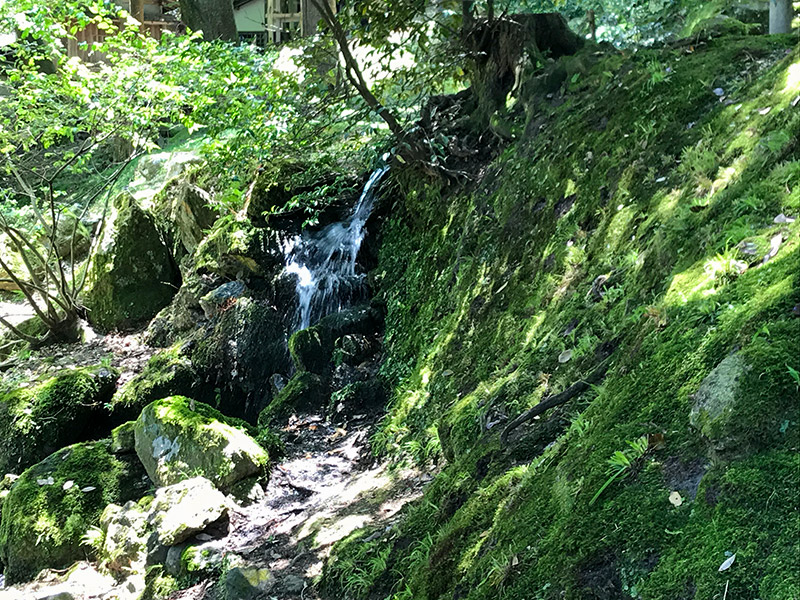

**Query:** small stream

left=282, top=166, right=388, bottom=331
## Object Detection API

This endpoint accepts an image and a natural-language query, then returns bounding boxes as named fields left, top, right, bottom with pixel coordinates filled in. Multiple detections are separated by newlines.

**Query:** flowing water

left=283, top=166, right=389, bottom=331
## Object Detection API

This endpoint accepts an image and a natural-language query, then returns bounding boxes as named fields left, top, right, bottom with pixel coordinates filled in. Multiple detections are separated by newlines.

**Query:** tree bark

left=130, top=0, right=145, bottom=23
left=769, top=0, right=793, bottom=33
left=179, top=0, right=238, bottom=41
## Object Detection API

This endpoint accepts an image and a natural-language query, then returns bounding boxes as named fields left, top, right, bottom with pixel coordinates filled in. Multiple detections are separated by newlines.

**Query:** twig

left=500, top=355, right=613, bottom=445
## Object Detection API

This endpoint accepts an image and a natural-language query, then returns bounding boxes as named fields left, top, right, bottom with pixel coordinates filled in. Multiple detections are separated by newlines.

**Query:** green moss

left=111, top=343, right=200, bottom=422
left=134, top=396, right=268, bottom=490
left=258, top=371, right=328, bottom=426
left=0, top=440, right=149, bottom=584
left=323, top=37, right=800, bottom=600
left=83, top=193, right=180, bottom=332
left=0, top=366, right=119, bottom=475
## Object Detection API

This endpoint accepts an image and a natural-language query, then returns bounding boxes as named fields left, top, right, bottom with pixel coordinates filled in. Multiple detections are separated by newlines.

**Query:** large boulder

left=0, top=440, right=150, bottom=584
left=190, top=297, right=291, bottom=421
left=133, top=396, right=269, bottom=491
left=147, top=477, right=228, bottom=546
left=83, top=193, right=181, bottom=332
left=0, top=367, right=118, bottom=475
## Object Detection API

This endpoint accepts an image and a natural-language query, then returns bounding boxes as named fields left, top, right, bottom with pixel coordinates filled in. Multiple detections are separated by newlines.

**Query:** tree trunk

left=769, top=0, right=793, bottom=33
left=179, top=0, right=238, bottom=41
left=130, top=0, right=145, bottom=23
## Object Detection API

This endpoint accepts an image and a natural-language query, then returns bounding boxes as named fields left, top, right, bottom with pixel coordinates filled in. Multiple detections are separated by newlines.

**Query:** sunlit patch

left=784, top=61, right=800, bottom=94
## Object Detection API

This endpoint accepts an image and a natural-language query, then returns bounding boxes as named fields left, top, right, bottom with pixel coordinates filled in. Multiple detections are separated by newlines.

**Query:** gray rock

left=148, top=477, right=228, bottom=546
left=689, top=353, right=750, bottom=451
left=99, top=500, right=149, bottom=572
left=134, top=396, right=268, bottom=490
left=229, top=477, right=265, bottom=507
left=199, top=281, right=246, bottom=319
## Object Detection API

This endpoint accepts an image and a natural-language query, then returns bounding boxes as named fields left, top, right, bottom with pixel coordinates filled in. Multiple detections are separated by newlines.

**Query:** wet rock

left=258, top=372, right=328, bottom=426
left=0, top=440, right=149, bottom=584
left=83, top=194, right=181, bottom=332
left=145, top=271, right=217, bottom=347
left=134, top=396, right=268, bottom=490
left=289, top=304, right=381, bottom=374
left=689, top=353, right=751, bottom=453
left=190, top=297, right=290, bottom=421
left=148, top=477, right=228, bottom=546
left=0, top=367, right=119, bottom=476
left=199, top=280, right=247, bottom=319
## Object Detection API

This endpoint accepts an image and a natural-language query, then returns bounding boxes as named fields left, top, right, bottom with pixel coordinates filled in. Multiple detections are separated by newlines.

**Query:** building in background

left=233, top=0, right=332, bottom=45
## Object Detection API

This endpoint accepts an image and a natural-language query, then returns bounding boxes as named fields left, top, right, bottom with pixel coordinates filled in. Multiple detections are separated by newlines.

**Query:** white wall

left=235, top=0, right=266, bottom=32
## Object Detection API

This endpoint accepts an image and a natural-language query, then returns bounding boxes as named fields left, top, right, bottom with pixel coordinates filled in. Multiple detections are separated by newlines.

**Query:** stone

left=220, top=555, right=273, bottom=599
left=0, top=440, right=149, bottom=584
left=83, top=193, right=181, bottom=332
left=152, top=179, right=219, bottom=258
left=689, top=353, right=751, bottom=451
left=180, top=539, right=227, bottom=576
left=228, top=476, right=265, bottom=507
left=134, top=396, right=268, bottom=490
left=0, top=367, right=119, bottom=476
left=99, top=500, right=150, bottom=573
left=328, top=379, right=387, bottom=423
left=111, top=345, right=203, bottom=423
left=258, top=372, right=328, bottom=426
left=147, top=477, right=228, bottom=546
left=199, top=280, right=247, bottom=319
left=110, top=421, right=137, bottom=454
left=190, top=297, right=291, bottom=421
left=289, top=304, right=381, bottom=374
left=282, top=574, right=307, bottom=594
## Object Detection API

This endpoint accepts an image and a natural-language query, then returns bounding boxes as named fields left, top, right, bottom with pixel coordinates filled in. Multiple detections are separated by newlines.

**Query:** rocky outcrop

left=0, top=367, right=118, bottom=475
left=133, top=396, right=268, bottom=490
left=0, top=440, right=149, bottom=584
left=83, top=193, right=180, bottom=332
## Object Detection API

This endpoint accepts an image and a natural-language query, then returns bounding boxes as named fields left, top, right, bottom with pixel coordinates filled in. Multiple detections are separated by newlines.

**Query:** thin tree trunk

left=769, top=0, right=793, bottom=33
left=130, top=0, right=145, bottom=23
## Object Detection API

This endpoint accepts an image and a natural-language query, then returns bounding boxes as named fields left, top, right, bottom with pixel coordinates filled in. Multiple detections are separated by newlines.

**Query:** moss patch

left=0, top=440, right=149, bottom=584
left=322, top=36, right=800, bottom=600
left=0, top=366, right=119, bottom=475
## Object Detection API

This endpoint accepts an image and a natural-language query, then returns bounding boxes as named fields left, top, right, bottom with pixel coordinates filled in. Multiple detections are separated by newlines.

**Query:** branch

left=500, top=356, right=613, bottom=445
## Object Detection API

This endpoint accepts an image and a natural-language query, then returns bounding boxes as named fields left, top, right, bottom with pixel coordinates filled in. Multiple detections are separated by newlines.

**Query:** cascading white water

left=283, top=166, right=389, bottom=331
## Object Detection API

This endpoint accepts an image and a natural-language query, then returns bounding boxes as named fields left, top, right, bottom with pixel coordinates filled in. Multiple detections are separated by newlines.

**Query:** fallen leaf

left=758, top=107, right=771, bottom=115
left=36, top=477, right=54, bottom=486
left=668, top=491, right=683, bottom=507
left=558, top=349, right=573, bottom=363
left=774, top=213, right=796, bottom=224
left=81, top=486, right=96, bottom=493
left=647, top=432, right=666, bottom=450
left=719, top=554, right=736, bottom=572
left=713, top=87, right=725, bottom=97
left=511, top=555, right=520, bottom=566
left=62, top=480, right=75, bottom=491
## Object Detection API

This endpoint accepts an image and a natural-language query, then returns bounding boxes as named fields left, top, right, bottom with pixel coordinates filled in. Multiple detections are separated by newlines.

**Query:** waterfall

left=283, top=166, right=389, bottom=331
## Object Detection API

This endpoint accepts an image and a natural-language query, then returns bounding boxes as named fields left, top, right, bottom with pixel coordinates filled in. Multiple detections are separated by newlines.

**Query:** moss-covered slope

left=323, top=36, right=800, bottom=600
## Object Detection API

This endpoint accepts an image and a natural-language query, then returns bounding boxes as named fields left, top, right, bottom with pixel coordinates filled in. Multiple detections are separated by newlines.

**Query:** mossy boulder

left=190, top=297, right=290, bottom=421
left=111, top=344, right=203, bottom=424
left=0, top=366, right=119, bottom=475
left=193, top=216, right=283, bottom=280
left=289, top=304, right=381, bottom=374
left=0, top=440, right=149, bottom=584
left=83, top=193, right=181, bottom=332
left=257, top=372, right=328, bottom=426
left=110, top=421, right=137, bottom=454
left=133, top=396, right=268, bottom=491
